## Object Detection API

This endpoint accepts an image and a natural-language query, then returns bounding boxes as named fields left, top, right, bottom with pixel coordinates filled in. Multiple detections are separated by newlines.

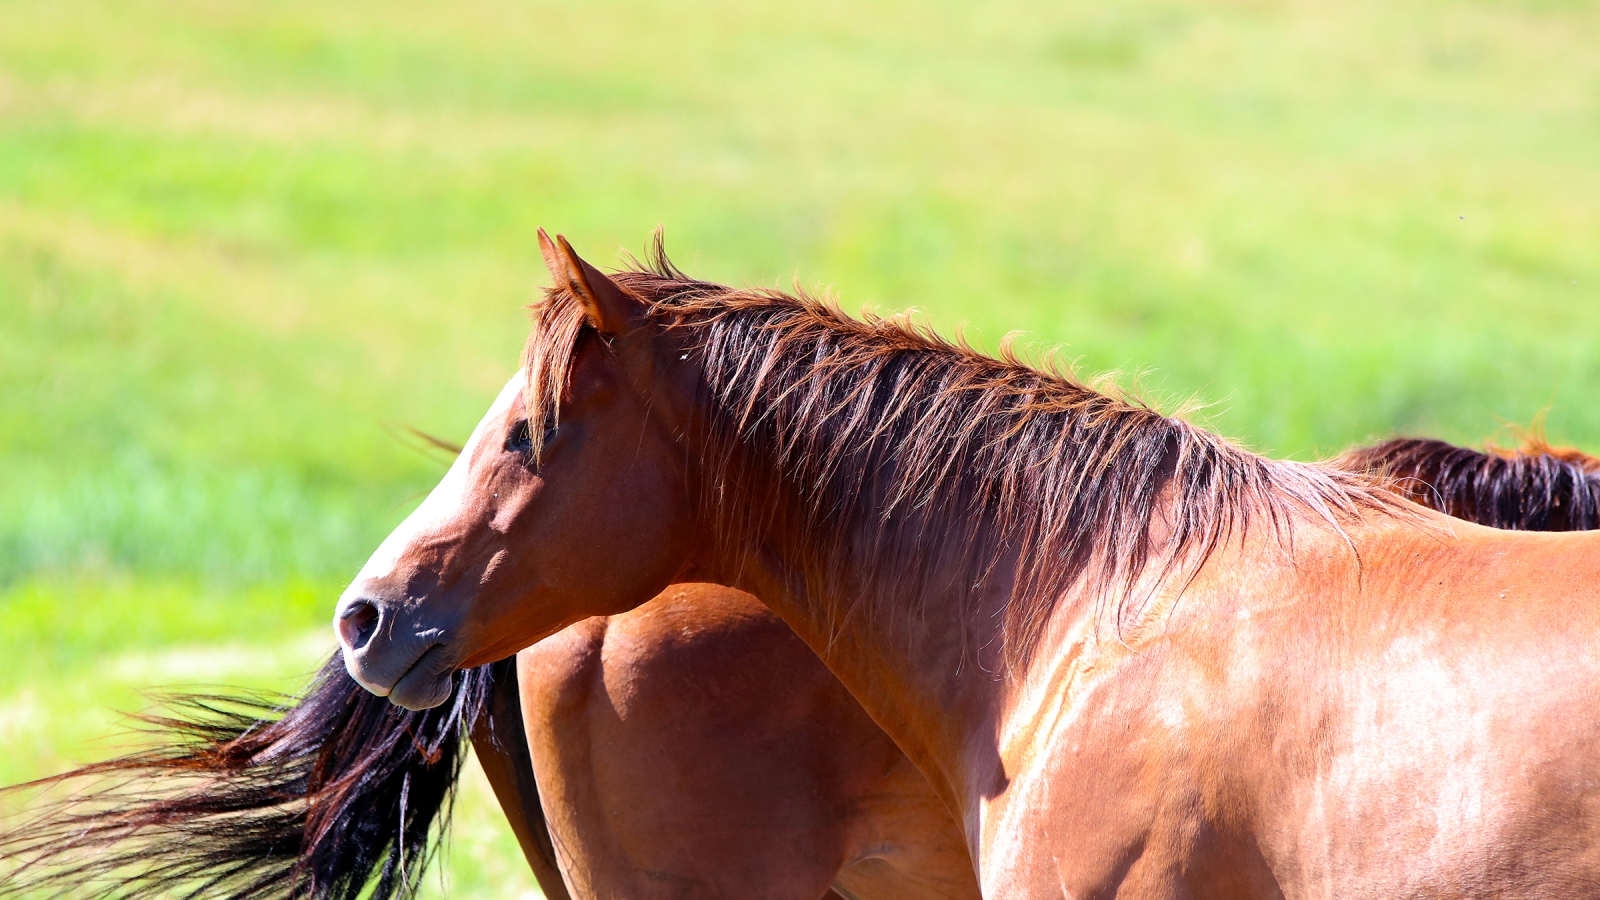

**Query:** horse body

left=1252, top=524, right=1600, bottom=898
left=975, top=519, right=1600, bottom=898
left=514, top=583, right=976, bottom=900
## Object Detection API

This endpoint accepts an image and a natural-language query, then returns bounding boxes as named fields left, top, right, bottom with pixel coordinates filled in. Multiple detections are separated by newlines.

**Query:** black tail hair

left=1344, top=436, right=1600, bottom=531
left=0, top=654, right=493, bottom=900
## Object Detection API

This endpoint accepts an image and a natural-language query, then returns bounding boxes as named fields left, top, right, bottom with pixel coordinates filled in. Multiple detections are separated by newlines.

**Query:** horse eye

left=504, top=419, right=533, bottom=455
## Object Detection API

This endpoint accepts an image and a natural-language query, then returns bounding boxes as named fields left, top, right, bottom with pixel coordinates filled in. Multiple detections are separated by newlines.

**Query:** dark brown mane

left=1342, top=436, right=1600, bottom=531
left=524, top=240, right=1401, bottom=662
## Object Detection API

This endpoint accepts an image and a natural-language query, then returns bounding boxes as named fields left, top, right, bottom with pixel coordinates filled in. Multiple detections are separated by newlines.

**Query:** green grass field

left=2, top=0, right=1598, bottom=894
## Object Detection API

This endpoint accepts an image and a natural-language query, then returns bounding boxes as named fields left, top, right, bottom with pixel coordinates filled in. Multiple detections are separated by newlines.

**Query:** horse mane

left=524, top=238, right=1402, bottom=662
left=1341, top=435, right=1600, bottom=531
left=0, top=655, right=495, bottom=900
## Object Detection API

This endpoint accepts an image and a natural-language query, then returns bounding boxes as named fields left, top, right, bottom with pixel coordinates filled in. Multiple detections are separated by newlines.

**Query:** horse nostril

left=337, top=600, right=381, bottom=651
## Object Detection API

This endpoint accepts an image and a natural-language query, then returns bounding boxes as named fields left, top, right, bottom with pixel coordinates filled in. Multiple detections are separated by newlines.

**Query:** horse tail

left=0, top=652, right=493, bottom=900
left=1343, top=436, right=1600, bottom=531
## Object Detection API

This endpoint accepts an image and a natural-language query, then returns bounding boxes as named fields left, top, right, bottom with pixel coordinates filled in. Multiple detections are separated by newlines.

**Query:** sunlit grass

left=3, top=0, right=1598, bottom=893
left=0, top=578, right=328, bottom=782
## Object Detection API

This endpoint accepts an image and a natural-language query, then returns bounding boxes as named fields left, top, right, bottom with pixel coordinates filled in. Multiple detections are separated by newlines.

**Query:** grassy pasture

left=1, top=0, right=1598, bottom=894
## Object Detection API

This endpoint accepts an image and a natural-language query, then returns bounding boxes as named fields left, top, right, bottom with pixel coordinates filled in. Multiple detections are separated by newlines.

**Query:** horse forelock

left=519, top=245, right=1403, bottom=666
left=521, top=289, right=587, bottom=466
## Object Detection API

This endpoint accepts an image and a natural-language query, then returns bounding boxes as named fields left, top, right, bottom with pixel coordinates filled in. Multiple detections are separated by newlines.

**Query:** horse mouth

left=341, top=632, right=453, bottom=710
left=384, top=642, right=457, bottom=711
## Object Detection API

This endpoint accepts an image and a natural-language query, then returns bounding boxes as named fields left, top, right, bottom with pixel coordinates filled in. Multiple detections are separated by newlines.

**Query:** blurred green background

left=1, top=0, right=1597, bottom=895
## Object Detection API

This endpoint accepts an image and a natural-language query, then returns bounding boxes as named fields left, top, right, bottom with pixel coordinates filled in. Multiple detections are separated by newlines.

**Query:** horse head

left=335, top=233, right=700, bottom=709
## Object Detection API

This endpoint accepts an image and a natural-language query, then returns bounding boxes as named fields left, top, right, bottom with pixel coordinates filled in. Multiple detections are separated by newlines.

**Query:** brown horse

left=4, top=250, right=1598, bottom=898
left=494, top=430, right=1600, bottom=900
left=330, top=232, right=1600, bottom=899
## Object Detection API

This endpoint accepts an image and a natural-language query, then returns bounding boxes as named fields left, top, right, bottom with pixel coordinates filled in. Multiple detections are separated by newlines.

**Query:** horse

left=509, top=432, right=1600, bottom=900
left=499, top=425, right=1600, bottom=900
left=499, top=429, right=1600, bottom=900
left=4, top=234, right=1598, bottom=898
left=326, top=231, right=1600, bottom=898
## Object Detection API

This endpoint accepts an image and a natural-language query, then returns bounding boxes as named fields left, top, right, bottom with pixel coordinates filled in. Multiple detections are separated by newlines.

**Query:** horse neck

left=659, top=301, right=1385, bottom=807
left=682, top=430, right=1374, bottom=817
left=687, top=416, right=1129, bottom=816
left=671, top=357, right=1111, bottom=807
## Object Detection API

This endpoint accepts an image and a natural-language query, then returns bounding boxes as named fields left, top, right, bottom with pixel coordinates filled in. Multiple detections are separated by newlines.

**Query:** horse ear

left=537, top=229, right=641, bottom=335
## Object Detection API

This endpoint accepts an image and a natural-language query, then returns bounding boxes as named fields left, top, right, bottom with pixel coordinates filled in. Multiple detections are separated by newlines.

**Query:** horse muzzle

left=334, top=592, right=457, bottom=710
